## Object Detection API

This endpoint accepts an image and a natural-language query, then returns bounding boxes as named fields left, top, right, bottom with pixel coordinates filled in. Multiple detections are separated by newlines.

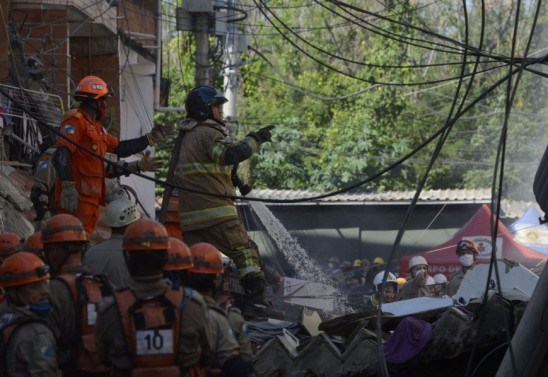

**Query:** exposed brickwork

left=118, top=0, right=158, bottom=38
left=11, top=8, right=70, bottom=102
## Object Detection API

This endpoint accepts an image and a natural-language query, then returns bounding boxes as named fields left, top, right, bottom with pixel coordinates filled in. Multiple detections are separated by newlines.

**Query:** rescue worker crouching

left=186, top=242, right=255, bottom=376
left=95, top=218, right=210, bottom=376
left=41, top=214, right=111, bottom=376
left=176, top=85, right=276, bottom=318
left=0, top=252, right=57, bottom=376
left=52, top=75, right=164, bottom=235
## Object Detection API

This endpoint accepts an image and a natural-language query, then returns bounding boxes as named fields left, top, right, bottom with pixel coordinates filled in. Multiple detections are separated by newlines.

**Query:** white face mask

left=459, top=254, right=475, bottom=267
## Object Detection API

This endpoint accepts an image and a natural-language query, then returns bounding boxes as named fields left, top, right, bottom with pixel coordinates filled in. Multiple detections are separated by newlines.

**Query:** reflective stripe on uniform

left=211, top=142, right=225, bottom=164
left=181, top=206, right=238, bottom=226
left=177, top=162, right=230, bottom=175
left=236, top=266, right=262, bottom=279
left=235, top=246, right=262, bottom=278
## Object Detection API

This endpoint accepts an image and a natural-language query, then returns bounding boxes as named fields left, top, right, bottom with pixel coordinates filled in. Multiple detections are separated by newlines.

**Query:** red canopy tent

left=399, top=204, right=548, bottom=278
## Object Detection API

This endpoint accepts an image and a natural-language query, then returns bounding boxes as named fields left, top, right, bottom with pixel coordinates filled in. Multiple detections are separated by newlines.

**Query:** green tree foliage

left=157, top=0, right=548, bottom=200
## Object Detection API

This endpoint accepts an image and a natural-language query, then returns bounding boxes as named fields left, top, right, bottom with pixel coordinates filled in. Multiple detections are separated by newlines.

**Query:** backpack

left=55, top=273, right=112, bottom=374
left=114, top=288, right=186, bottom=377
left=0, top=312, right=50, bottom=377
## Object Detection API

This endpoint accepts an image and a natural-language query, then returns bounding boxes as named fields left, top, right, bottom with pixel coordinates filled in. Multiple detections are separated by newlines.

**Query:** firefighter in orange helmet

left=164, top=237, right=193, bottom=289
left=41, top=214, right=110, bottom=376
left=186, top=243, right=255, bottom=375
left=95, top=218, right=210, bottom=376
left=23, top=231, right=45, bottom=260
left=0, top=252, right=57, bottom=376
left=0, top=233, right=22, bottom=264
left=52, top=75, right=164, bottom=234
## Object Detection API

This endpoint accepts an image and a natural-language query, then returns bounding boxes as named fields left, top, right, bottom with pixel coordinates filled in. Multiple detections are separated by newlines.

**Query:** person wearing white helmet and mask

left=83, top=198, right=141, bottom=290
left=400, top=255, right=432, bottom=300
left=365, top=270, right=400, bottom=309
left=431, top=273, right=448, bottom=297
left=448, top=239, right=479, bottom=296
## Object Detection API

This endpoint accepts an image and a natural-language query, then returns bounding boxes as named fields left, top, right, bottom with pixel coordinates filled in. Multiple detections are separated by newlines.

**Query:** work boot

left=240, top=277, right=284, bottom=320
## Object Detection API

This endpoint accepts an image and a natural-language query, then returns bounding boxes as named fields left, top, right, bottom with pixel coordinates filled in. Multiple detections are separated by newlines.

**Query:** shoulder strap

left=165, top=287, right=184, bottom=308
left=180, top=287, right=194, bottom=311
left=158, top=129, right=186, bottom=224
left=114, top=289, right=138, bottom=356
left=56, top=274, right=78, bottom=302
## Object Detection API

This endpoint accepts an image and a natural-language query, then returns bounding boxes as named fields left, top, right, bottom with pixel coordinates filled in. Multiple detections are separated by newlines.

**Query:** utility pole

left=176, top=1, right=214, bottom=86
left=194, top=13, right=210, bottom=86
left=223, top=0, right=239, bottom=138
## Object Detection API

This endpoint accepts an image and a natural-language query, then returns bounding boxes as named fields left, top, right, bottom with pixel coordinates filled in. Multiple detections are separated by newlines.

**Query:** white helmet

left=408, top=255, right=428, bottom=271
left=425, top=276, right=435, bottom=286
left=433, top=273, right=448, bottom=284
left=373, top=270, right=397, bottom=291
left=104, top=198, right=141, bottom=227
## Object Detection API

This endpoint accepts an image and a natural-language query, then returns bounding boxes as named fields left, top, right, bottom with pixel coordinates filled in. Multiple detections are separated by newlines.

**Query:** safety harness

left=56, top=273, right=112, bottom=374
left=114, top=288, right=184, bottom=376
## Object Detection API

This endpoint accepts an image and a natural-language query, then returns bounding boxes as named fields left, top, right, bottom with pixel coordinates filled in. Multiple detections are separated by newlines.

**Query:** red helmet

left=123, top=218, right=169, bottom=252
left=189, top=243, right=223, bottom=274
left=24, top=232, right=43, bottom=255
left=74, top=75, right=114, bottom=100
left=165, top=237, right=193, bottom=271
left=42, top=214, right=87, bottom=244
left=0, top=252, right=50, bottom=288
left=0, top=233, right=22, bottom=261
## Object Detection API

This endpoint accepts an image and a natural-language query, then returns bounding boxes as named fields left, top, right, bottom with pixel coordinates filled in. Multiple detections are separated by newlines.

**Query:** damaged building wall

left=0, top=169, right=34, bottom=237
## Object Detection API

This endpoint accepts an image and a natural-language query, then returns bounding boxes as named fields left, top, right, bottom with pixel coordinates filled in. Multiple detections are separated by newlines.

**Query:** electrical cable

left=0, top=61, right=525, bottom=207
left=253, top=0, right=516, bottom=87
left=375, top=1, right=484, bottom=374
left=463, top=1, right=542, bottom=376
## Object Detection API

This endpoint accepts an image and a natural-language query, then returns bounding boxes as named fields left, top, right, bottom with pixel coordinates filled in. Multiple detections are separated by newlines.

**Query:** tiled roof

left=249, top=188, right=532, bottom=217
left=250, top=188, right=493, bottom=203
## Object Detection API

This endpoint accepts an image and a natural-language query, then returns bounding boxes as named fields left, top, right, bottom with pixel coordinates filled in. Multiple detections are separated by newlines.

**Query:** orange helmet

left=74, top=75, right=114, bottom=100
left=456, top=239, right=479, bottom=255
left=0, top=252, right=50, bottom=288
left=189, top=243, right=223, bottom=274
left=165, top=237, right=193, bottom=271
left=24, top=232, right=43, bottom=255
left=0, top=233, right=22, bottom=260
left=123, top=218, right=169, bottom=252
left=42, top=214, right=88, bottom=244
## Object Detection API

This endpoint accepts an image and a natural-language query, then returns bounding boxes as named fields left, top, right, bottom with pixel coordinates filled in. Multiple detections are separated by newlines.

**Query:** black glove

left=248, top=125, right=275, bottom=144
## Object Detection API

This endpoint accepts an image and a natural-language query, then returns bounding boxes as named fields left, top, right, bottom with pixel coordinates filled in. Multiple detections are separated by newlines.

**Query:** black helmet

left=184, top=86, right=228, bottom=121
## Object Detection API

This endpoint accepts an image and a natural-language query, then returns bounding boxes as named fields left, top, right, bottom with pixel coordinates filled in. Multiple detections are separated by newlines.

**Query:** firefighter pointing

left=175, top=85, right=275, bottom=317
